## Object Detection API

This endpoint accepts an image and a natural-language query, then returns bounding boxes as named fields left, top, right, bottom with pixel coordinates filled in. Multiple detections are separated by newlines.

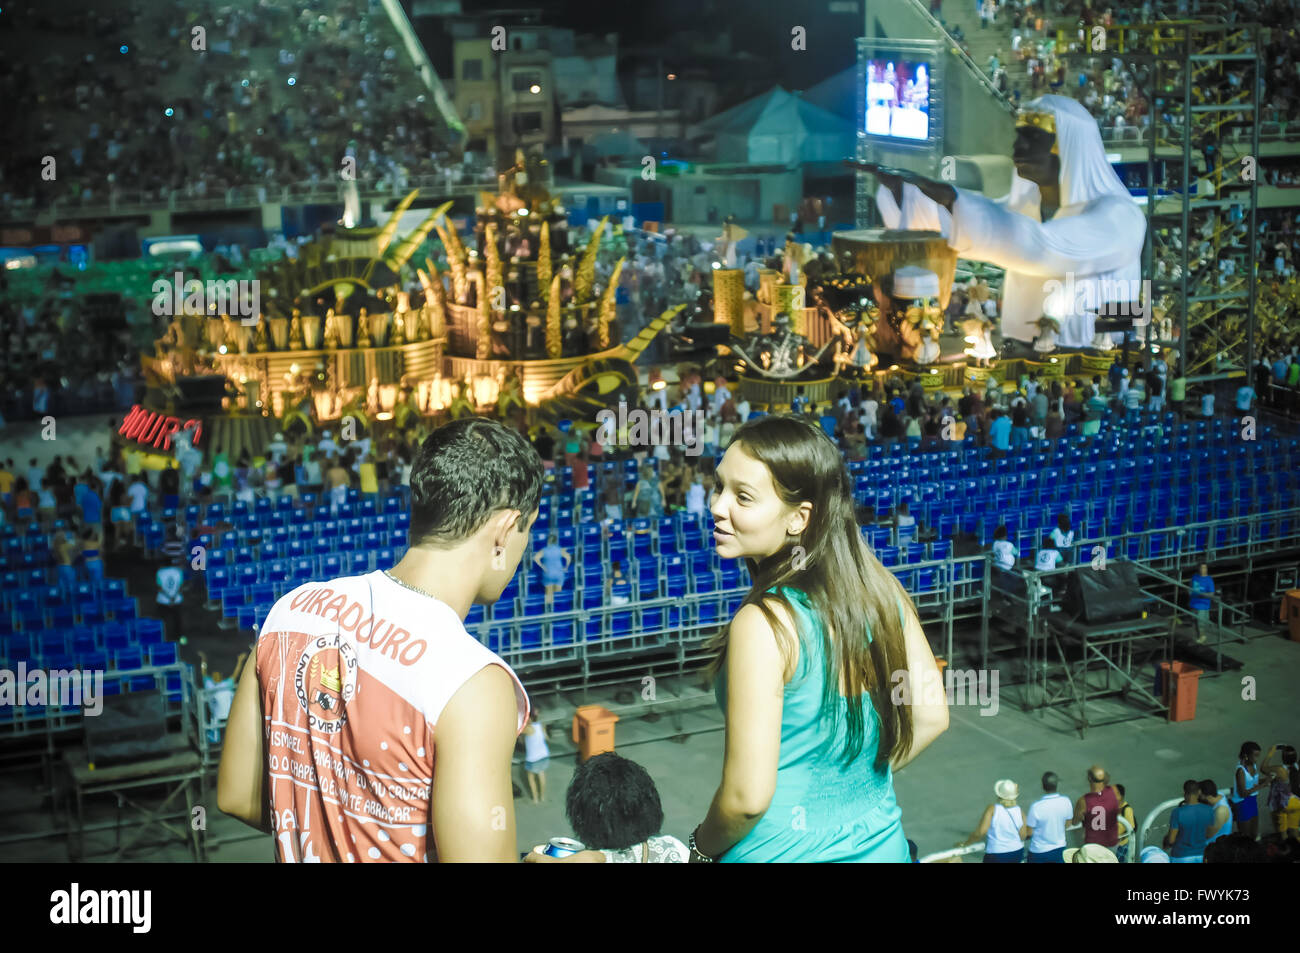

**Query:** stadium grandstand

left=0, top=0, right=1297, bottom=884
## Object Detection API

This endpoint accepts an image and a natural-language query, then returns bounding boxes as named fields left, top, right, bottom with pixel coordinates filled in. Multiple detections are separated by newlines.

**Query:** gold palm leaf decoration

left=281, top=406, right=313, bottom=437
left=474, top=272, right=491, bottom=361
left=381, top=201, right=453, bottom=277
left=484, top=222, right=503, bottom=314
left=597, top=256, right=625, bottom=350
left=537, top=220, right=552, bottom=293
left=339, top=394, right=370, bottom=431
left=546, top=273, right=563, bottom=358
left=434, top=220, right=468, bottom=304
left=575, top=215, right=608, bottom=303
left=418, top=258, right=447, bottom=338
left=373, top=188, right=421, bottom=258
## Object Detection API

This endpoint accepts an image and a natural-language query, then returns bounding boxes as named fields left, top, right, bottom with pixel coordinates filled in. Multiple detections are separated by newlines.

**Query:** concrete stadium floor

left=1, top=619, right=1294, bottom=863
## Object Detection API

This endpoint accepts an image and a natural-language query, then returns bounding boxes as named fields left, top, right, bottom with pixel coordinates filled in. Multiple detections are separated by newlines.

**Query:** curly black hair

left=564, top=753, right=664, bottom=851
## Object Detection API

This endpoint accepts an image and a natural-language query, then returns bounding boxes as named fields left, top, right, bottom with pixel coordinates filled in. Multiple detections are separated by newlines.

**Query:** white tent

left=691, top=86, right=856, bottom=166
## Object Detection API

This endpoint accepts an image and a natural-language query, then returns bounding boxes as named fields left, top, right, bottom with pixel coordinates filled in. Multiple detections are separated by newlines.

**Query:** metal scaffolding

left=1059, top=21, right=1263, bottom=379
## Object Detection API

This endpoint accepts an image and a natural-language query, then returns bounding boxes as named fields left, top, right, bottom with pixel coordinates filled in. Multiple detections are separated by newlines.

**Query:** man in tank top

left=1072, top=764, right=1121, bottom=856
left=217, top=418, right=543, bottom=862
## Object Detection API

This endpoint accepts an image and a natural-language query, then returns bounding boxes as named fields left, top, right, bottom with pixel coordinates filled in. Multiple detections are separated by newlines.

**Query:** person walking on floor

left=522, top=709, right=550, bottom=804
left=960, top=779, right=1026, bottom=863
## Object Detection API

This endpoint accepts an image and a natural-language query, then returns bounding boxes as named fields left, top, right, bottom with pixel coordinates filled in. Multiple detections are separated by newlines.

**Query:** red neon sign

left=118, top=405, right=203, bottom=450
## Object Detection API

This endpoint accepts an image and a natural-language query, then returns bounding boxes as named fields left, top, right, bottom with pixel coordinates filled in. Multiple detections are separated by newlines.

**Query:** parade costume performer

left=855, top=95, right=1146, bottom=352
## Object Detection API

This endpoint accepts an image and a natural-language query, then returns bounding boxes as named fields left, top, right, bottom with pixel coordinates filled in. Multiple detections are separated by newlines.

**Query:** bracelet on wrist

left=689, top=824, right=716, bottom=863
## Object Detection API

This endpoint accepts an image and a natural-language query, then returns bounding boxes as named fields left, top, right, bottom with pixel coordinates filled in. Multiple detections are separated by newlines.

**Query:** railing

left=901, top=0, right=1017, bottom=115
left=4, top=172, right=499, bottom=223
left=0, top=661, right=195, bottom=740
left=921, top=815, right=1136, bottom=862
left=1138, top=788, right=1231, bottom=857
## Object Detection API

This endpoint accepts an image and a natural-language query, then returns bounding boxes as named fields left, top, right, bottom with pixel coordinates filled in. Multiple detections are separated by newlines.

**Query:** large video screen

left=865, top=59, right=930, bottom=141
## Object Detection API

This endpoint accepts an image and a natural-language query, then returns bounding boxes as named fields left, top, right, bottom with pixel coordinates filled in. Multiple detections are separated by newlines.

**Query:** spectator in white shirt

left=1035, top=536, right=1063, bottom=571
left=894, top=501, right=917, bottom=544
left=127, top=477, right=150, bottom=513
left=317, top=430, right=340, bottom=457
left=1035, top=536, right=1065, bottom=597
left=1024, top=772, right=1075, bottom=863
left=1049, top=513, right=1074, bottom=552
left=992, top=524, right=1019, bottom=571
left=860, top=396, right=879, bottom=440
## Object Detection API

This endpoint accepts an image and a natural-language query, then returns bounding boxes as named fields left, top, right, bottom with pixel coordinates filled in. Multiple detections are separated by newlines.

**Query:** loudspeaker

left=1065, top=562, right=1146, bottom=623
left=84, top=690, right=174, bottom=767
left=175, top=375, right=228, bottom=412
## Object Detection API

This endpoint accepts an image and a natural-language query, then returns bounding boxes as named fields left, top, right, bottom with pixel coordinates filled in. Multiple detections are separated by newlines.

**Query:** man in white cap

left=858, top=95, right=1147, bottom=357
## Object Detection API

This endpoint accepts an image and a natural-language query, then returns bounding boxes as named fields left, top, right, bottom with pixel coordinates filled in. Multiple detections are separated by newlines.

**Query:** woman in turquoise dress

left=689, top=414, right=950, bottom=863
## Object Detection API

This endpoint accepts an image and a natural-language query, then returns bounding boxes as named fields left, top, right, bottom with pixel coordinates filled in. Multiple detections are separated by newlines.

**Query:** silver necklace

left=383, top=568, right=439, bottom=602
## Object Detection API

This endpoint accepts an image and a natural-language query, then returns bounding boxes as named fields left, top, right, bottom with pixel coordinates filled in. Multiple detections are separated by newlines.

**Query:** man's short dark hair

left=1199, top=779, right=1219, bottom=799
left=1204, top=833, right=1266, bottom=863
left=1042, top=771, right=1058, bottom=792
left=565, top=752, right=664, bottom=851
left=1183, top=778, right=1200, bottom=797
left=408, top=417, right=543, bottom=546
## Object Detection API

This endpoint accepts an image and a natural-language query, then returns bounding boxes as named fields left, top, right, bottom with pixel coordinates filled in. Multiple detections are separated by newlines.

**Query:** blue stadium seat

left=518, top=623, right=544, bottom=650
left=114, top=647, right=144, bottom=671
left=609, top=611, right=634, bottom=638
left=550, top=619, right=576, bottom=645
left=136, top=618, right=165, bottom=644
left=149, top=643, right=178, bottom=666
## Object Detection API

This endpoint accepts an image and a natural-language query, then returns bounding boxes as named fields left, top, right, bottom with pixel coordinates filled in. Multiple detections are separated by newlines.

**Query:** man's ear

left=493, top=509, right=525, bottom=549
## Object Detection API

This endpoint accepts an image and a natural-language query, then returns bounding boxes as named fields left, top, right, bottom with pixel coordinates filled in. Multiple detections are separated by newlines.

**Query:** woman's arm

left=693, top=602, right=789, bottom=858
left=890, top=600, right=949, bottom=772
left=961, top=805, right=995, bottom=846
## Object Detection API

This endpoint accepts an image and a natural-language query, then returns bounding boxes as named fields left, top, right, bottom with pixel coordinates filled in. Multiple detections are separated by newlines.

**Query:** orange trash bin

left=1159, top=661, right=1203, bottom=722
left=572, top=705, right=620, bottom=762
left=1279, top=589, right=1300, bottom=642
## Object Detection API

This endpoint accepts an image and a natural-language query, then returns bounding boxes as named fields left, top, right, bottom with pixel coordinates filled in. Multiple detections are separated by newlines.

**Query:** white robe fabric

left=876, top=95, right=1147, bottom=348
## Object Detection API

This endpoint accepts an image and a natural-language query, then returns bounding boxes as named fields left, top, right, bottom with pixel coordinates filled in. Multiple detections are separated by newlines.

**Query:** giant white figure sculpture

left=855, top=96, right=1147, bottom=353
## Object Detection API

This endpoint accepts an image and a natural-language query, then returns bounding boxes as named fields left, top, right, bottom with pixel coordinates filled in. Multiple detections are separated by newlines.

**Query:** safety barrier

left=920, top=815, right=1135, bottom=862
left=1138, top=788, right=1232, bottom=859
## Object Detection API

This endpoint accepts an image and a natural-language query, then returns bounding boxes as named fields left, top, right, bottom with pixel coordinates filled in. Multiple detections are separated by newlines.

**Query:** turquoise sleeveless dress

left=714, top=586, right=910, bottom=862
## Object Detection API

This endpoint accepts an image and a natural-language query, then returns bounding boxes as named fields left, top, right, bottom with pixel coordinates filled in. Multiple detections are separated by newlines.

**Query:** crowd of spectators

left=951, top=747, right=1298, bottom=863
left=0, top=292, right=141, bottom=427
left=0, top=0, right=485, bottom=210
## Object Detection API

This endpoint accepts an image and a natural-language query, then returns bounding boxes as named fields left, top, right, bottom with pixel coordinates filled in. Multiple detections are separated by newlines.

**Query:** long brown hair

left=705, top=414, right=915, bottom=769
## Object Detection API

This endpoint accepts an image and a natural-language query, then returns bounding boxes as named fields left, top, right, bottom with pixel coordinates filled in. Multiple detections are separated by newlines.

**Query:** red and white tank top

left=256, top=571, right=529, bottom=862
